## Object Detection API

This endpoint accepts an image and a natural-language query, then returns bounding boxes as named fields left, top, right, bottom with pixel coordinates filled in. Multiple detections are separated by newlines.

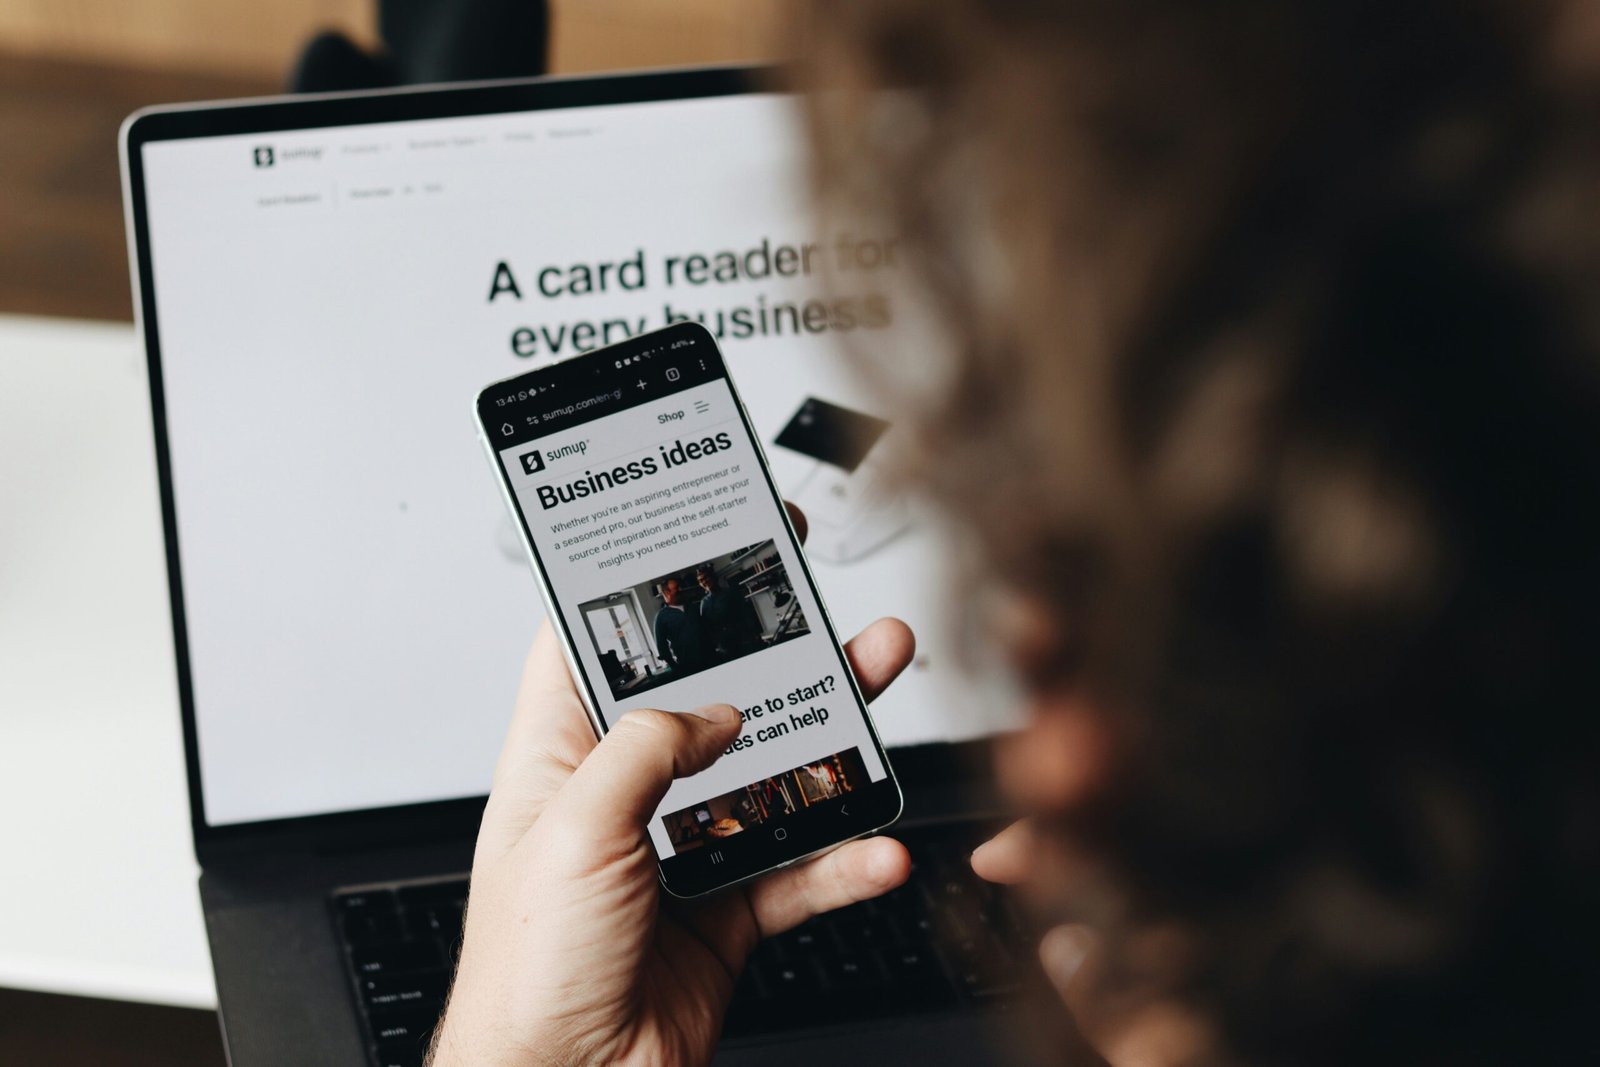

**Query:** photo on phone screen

left=476, top=321, right=901, bottom=896
left=578, top=538, right=809, bottom=700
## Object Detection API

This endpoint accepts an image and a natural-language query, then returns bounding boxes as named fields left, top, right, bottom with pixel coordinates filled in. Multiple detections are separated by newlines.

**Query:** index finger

left=785, top=500, right=808, bottom=544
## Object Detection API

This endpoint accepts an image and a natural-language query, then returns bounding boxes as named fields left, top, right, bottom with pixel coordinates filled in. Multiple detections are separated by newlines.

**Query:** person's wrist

left=423, top=1010, right=467, bottom=1067
left=426, top=1002, right=515, bottom=1067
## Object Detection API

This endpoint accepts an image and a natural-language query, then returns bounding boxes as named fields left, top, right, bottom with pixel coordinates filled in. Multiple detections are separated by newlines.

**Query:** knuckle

left=799, top=850, right=852, bottom=917
left=542, top=814, right=594, bottom=868
left=615, top=707, right=685, bottom=745
left=828, top=852, right=859, bottom=906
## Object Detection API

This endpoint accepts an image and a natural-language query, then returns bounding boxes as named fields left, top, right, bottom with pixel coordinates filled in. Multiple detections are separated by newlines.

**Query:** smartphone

left=475, top=321, right=902, bottom=896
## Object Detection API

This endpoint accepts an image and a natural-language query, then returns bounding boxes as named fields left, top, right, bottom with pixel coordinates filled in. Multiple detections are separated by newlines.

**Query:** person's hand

left=971, top=822, right=1212, bottom=1067
left=970, top=601, right=1210, bottom=1066
left=429, top=572, right=915, bottom=1065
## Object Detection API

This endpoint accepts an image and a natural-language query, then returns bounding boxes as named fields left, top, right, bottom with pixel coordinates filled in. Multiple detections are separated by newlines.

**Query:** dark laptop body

left=122, top=69, right=1029, bottom=1066
left=195, top=754, right=1008, bottom=1065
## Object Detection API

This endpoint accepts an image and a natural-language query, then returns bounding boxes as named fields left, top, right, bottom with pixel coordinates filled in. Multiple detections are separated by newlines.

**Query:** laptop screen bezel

left=122, top=66, right=997, bottom=863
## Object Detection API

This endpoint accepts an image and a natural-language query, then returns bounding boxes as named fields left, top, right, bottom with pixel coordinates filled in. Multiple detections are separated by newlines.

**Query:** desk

left=0, top=315, right=214, bottom=1009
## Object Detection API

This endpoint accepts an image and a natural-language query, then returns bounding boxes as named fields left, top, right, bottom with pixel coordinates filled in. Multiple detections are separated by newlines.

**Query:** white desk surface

left=0, top=314, right=215, bottom=1009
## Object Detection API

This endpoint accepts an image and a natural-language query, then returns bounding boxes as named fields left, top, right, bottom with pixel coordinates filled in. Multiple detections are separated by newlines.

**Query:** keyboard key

left=368, top=1007, right=439, bottom=1044
left=404, top=904, right=462, bottom=943
left=957, top=969, right=1023, bottom=1004
left=757, top=958, right=820, bottom=997
left=338, top=890, right=397, bottom=915
left=397, top=880, right=468, bottom=910
left=373, top=1041, right=425, bottom=1067
left=351, top=942, right=443, bottom=977
left=934, top=894, right=988, bottom=942
left=884, top=945, right=944, bottom=985
left=778, top=922, right=833, bottom=956
left=343, top=911, right=406, bottom=947
left=834, top=912, right=895, bottom=952
left=816, top=952, right=881, bottom=992
left=993, top=896, right=1033, bottom=944
left=362, top=974, right=446, bottom=1012
left=946, top=932, right=1021, bottom=1006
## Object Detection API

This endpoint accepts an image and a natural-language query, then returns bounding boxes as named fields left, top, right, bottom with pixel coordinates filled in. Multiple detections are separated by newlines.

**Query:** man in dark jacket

left=697, top=566, right=764, bottom=663
left=652, top=577, right=710, bottom=676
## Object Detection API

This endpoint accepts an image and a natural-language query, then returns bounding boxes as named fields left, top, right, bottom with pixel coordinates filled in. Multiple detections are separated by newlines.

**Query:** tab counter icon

left=519, top=451, right=544, bottom=475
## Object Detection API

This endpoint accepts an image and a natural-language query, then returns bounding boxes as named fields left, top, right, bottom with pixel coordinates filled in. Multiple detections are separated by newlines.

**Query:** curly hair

left=799, top=1, right=1600, bottom=1062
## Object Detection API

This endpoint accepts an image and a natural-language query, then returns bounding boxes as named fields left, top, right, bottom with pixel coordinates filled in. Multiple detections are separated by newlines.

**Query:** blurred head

left=660, top=578, right=683, bottom=606
left=801, top=0, right=1600, bottom=1061
left=696, top=567, right=717, bottom=592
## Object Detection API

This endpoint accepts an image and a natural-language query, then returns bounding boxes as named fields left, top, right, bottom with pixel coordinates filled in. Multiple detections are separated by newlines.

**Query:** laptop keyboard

left=334, top=825, right=1029, bottom=1067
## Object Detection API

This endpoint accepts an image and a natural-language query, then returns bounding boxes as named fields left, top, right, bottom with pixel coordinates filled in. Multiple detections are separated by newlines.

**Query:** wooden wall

left=554, top=0, right=788, bottom=73
left=0, top=0, right=789, bottom=78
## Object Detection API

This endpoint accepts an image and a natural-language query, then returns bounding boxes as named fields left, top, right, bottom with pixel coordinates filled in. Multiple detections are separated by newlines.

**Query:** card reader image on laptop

left=773, top=397, right=909, bottom=565
left=122, top=67, right=1031, bottom=1067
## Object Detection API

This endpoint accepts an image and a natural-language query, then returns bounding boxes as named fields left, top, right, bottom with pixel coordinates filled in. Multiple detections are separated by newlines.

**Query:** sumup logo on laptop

left=252, top=145, right=274, bottom=168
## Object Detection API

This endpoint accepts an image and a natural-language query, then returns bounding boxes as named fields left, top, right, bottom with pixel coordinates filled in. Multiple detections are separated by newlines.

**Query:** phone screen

left=477, top=322, right=901, bottom=895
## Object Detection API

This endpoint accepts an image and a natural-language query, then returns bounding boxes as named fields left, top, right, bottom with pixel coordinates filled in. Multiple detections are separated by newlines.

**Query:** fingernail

left=698, top=703, right=741, bottom=726
left=1039, top=924, right=1095, bottom=984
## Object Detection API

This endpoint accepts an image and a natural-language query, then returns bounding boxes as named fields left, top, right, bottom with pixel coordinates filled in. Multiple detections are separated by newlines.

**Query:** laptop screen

left=133, top=79, right=1022, bottom=828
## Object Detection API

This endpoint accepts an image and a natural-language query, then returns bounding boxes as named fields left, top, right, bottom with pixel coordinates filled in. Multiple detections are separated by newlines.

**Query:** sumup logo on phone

left=519, top=439, right=590, bottom=476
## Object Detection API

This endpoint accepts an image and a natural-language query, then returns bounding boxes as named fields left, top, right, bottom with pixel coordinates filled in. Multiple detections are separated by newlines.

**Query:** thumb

left=1039, top=923, right=1099, bottom=1008
left=1038, top=924, right=1212, bottom=1066
left=543, top=704, right=743, bottom=853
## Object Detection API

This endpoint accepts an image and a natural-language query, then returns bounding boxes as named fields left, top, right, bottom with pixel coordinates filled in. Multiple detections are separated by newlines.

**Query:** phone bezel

left=475, top=321, right=904, bottom=897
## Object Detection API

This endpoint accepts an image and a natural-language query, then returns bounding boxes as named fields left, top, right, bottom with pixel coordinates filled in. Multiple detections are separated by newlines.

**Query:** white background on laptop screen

left=140, top=93, right=1022, bottom=826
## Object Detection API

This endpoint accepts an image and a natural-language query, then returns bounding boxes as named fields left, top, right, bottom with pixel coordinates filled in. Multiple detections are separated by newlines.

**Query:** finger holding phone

left=430, top=613, right=913, bottom=1066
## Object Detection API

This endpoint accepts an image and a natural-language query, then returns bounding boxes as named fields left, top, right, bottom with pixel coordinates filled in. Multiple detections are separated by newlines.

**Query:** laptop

left=120, top=67, right=1033, bottom=1066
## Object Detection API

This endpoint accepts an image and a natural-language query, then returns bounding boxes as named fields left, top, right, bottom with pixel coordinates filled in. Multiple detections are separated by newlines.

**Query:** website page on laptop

left=139, top=91, right=1022, bottom=827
